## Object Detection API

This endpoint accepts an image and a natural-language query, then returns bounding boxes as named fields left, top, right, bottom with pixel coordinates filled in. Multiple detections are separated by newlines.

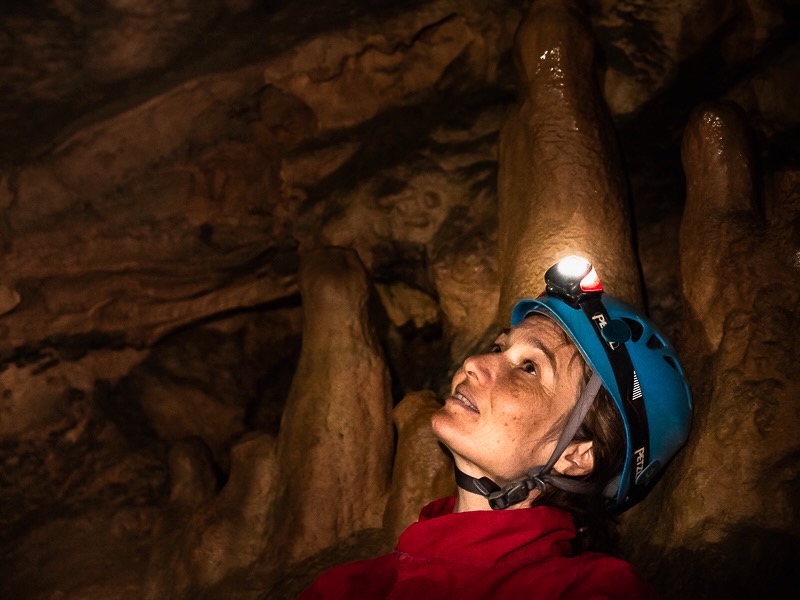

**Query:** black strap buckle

left=474, top=477, right=500, bottom=497
left=488, top=480, right=533, bottom=510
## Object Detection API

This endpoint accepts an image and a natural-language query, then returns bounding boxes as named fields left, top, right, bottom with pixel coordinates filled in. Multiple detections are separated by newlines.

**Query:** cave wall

left=0, top=1, right=798, bottom=598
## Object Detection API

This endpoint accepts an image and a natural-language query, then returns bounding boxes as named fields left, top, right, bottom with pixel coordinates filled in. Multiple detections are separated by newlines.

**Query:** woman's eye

left=490, top=343, right=502, bottom=353
left=521, top=360, right=536, bottom=375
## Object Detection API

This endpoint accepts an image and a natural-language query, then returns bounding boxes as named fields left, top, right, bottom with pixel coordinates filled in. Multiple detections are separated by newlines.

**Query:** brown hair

left=531, top=337, right=626, bottom=554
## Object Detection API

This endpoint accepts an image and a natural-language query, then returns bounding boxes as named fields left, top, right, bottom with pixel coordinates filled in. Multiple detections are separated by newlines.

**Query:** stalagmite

left=679, top=101, right=758, bottom=349
left=166, top=438, right=218, bottom=510
left=383, top=391, right=454, bottom=544
left=497, top=0, right=641, bottom=317
left=143, top=433, right=278, bottom=598
left=273, top=247, right=393, bottom=563
left=622, top=101, right=800, bottom=598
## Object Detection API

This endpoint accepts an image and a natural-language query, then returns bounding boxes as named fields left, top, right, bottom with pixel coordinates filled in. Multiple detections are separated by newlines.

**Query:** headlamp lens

left=556, top=256, right=591, bottom=279
left=545, top=255, right=604, bottom=305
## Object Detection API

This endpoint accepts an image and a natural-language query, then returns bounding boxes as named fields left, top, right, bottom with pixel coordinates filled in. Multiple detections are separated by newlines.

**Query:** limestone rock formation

left=375, top=282, right=440, bottom=330
left=0, top=0, right=797, bottom=598
left=621, top=101, right=799, bottom=598
left=84, top=0, right=226, bottom=84
left=383, top=390, right=455, bottom=543
left=497, top=0, right=641, bottom=318
left=143, top=433, right=278, bottom=598
left=0, top=63, right=300, bottom=354
left=595, top=0, right=784, bottom=116
left=272, top=247, right=393, bottom=564
left=165, top=438, right=218, bottom=510
left=262, top=2, right=516, bottom=132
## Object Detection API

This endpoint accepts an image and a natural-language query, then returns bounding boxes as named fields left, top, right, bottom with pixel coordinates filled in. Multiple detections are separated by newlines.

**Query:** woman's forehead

left=500, top=314, right=571, bottom=347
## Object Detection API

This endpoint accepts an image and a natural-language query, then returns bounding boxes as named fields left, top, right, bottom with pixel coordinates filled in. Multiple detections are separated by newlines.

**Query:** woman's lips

left=450, top=384, right=479, bottom=413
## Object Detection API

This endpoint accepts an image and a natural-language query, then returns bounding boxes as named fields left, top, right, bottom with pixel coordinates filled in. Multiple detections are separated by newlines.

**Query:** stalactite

left=497, top=0, right=641, bottom=318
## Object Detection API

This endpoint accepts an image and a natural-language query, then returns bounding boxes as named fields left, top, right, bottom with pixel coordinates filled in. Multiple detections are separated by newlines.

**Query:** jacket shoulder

left=562, top=553, right=655, bottom=600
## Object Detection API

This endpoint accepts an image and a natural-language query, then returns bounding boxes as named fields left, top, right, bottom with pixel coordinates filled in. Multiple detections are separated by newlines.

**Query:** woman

left=300, top=257, right=692, bottom=599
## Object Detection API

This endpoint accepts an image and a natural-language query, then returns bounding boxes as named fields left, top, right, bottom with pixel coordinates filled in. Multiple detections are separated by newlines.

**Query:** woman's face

left=431, top=315, right=586, bottom=484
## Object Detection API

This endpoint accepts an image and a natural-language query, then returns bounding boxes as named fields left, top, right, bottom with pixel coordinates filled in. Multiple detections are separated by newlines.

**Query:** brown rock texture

left=595, top=0, right=784, bottom=117
left=383, top=390, right=455, bottom=543
left=621, top=101, right=800, bottom=598
left=272, top=247, right=393, bottom=564
left=0, top=0, right=797, bottom=598
left=262, top=5, right=511, bottom=132
left=0, top=64, right=300, bottom=353
left=497, top=0, right=641, bottom=318
left=143, top=433, right=278, bottom=598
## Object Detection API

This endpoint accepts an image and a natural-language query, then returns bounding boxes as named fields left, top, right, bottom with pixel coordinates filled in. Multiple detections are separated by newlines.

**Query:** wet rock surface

left=620, top=100, right=800, bottom=599
left=497, top=0, right=641, bottom=317
left=0, top=0, right=797, bottom=598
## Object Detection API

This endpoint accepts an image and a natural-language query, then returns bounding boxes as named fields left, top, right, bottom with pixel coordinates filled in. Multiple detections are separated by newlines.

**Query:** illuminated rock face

left=497, top=0, right=641, bottom=317
left=0, top=0, right=797, bottom=598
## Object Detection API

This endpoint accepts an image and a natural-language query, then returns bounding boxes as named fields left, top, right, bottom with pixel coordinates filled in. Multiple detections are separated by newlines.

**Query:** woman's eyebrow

left=518, top=332, right=557, bottom=374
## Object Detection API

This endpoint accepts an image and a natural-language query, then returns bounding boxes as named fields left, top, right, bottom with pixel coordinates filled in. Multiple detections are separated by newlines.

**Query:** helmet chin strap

left=454, top=373, right=603, bottom=510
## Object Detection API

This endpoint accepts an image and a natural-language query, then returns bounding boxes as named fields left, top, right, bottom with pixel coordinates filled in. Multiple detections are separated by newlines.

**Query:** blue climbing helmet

left=509, top=256, right=693, bottom=510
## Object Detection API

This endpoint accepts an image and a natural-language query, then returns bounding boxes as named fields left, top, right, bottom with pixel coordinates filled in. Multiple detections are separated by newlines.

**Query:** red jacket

left=300, top=496, right=653, bottom=599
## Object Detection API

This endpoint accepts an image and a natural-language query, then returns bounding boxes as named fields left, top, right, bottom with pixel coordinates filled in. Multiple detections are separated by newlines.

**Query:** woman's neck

left=452, top=476, right=540, bottom=513
left=453, top=486, right=493, bottom=512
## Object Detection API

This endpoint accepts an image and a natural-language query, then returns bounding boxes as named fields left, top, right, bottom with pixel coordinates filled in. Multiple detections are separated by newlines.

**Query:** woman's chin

left=431, top=409, right=477, bottom=463
left=429, top=407, right=449, bottom=440
left=430, top=407, right=463, bottom=448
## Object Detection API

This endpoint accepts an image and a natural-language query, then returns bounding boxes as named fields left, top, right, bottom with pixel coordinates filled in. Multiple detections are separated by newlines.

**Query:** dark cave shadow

left=639, top=526, right=799, bottom=599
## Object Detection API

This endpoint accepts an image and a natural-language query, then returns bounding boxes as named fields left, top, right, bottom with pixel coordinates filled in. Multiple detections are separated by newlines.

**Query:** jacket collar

left=395, top=496, right=577, bottom=569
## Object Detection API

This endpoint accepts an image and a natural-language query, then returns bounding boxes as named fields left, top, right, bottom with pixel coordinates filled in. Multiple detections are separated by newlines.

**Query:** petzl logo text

left=634, top=447, right=646, bottom=476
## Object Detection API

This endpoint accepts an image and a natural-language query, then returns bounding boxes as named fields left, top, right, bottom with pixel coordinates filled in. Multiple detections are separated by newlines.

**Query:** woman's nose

left=462, top=354, right=493, bottom=383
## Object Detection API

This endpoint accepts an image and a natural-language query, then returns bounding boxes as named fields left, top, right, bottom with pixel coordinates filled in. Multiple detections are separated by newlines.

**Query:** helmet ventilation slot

left=646, top=334, right=665, bottom=350
left=663, top=355, right=679, bottom=372
left=621, top=318, right=644, bottom=342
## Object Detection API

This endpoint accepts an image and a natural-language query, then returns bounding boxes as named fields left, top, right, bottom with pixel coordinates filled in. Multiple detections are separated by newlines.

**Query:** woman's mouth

left=450, top=386, right=479, bottom=413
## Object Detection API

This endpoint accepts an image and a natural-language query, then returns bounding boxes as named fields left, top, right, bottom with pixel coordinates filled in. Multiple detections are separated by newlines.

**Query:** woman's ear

left=554, top=440, right=594, bottom=476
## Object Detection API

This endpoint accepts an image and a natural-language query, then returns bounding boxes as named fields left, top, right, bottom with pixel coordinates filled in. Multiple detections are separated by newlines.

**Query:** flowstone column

left=273, top=247, right=394, bottom=564
left=622, top=101, right=799, bottom=598
left=497, top=0, right=641, bottom=316
left=142, top=434, right=279, bottom=598
left=383, top=391, right=455, bottom=543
